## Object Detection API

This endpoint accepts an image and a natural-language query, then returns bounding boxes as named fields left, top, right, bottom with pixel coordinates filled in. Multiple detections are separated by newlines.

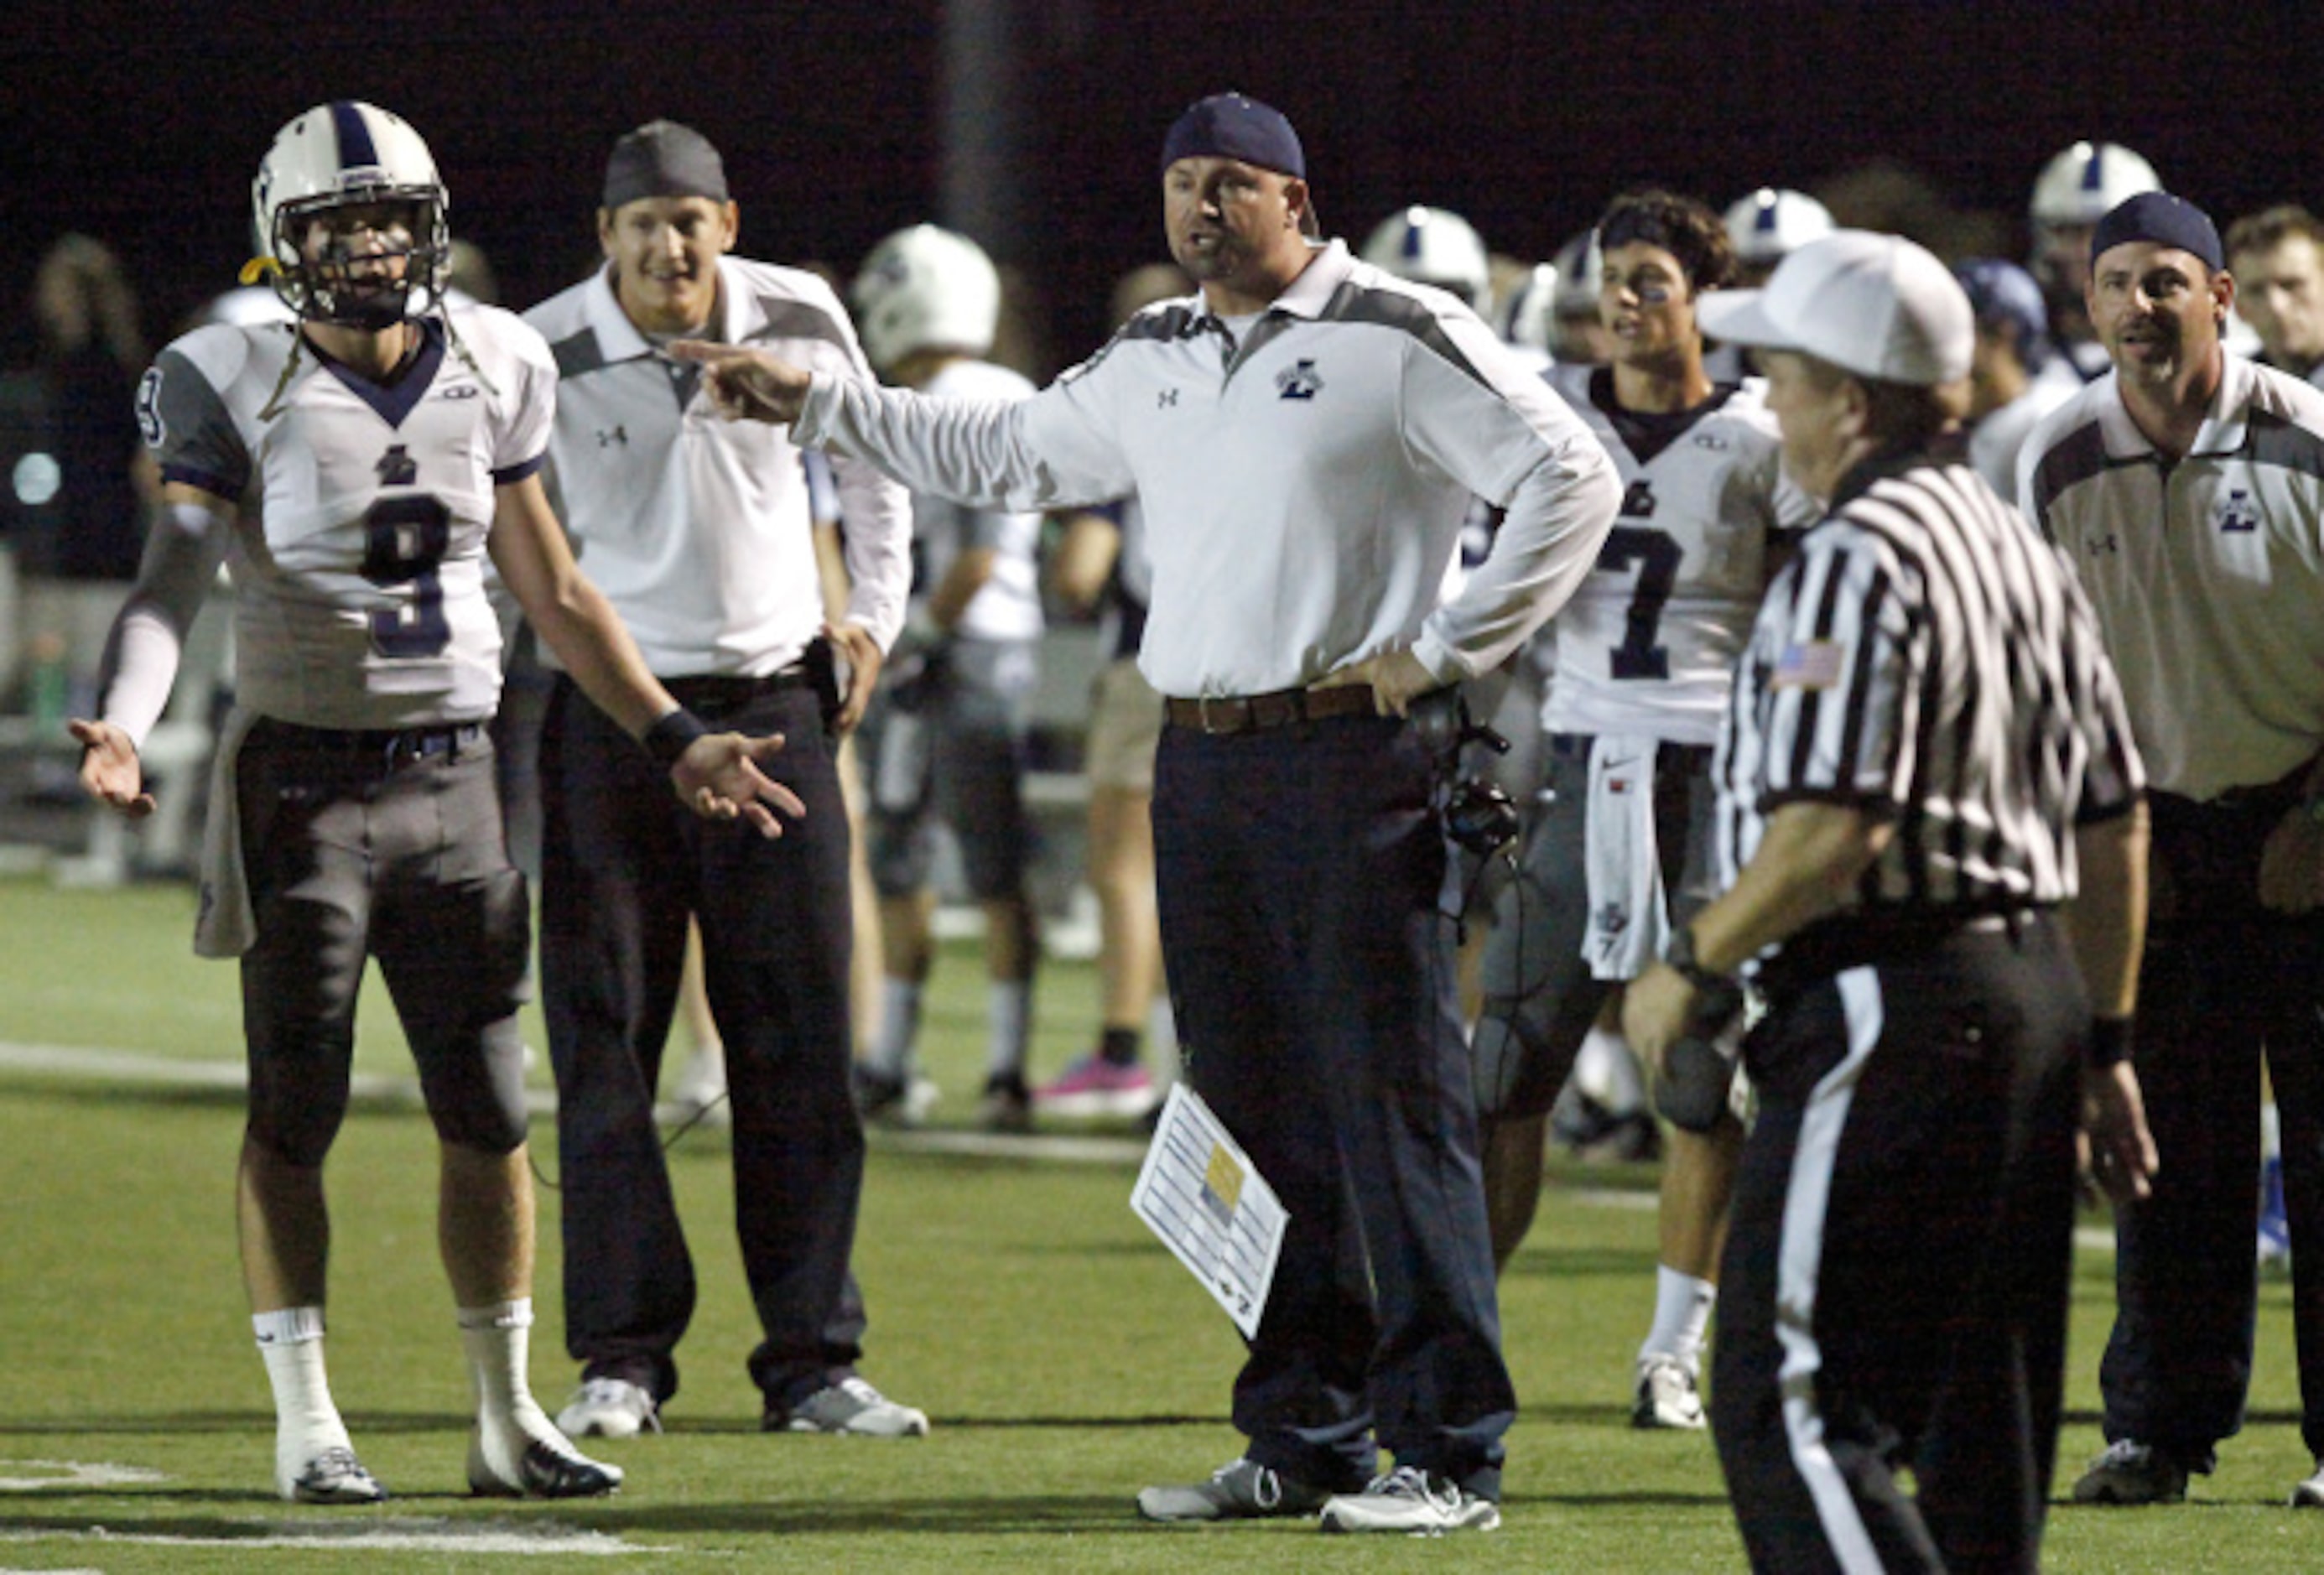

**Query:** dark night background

left=4, top=1, right=2321, bottom=371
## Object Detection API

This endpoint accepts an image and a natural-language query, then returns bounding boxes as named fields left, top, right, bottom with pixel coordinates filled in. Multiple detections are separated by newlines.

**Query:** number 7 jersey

left=1538, top=364, right=1818, bottom=746
left=136, top=309, right=554, bottom=728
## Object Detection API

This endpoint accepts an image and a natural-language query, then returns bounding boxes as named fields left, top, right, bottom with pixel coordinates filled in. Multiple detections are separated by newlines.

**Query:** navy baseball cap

left=603, top=120, right=729, bottom=211
left=2090, top=190, right=2223, bottom=273
left=1952, top=257, right=2051, bottom=370
left=1160, top=93, right=1304, bottom=179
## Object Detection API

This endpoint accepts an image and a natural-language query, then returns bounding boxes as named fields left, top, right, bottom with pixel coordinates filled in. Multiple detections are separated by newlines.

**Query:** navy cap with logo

left=1159, top=92, right=1304, bottom=179
left=2090, top=190, right=2223, bottom=273
left=603, top=119, right=730, bottom=211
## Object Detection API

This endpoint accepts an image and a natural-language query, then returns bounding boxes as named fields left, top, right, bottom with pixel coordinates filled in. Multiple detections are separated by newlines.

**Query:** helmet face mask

left=253, top=101, right=450, bottom=330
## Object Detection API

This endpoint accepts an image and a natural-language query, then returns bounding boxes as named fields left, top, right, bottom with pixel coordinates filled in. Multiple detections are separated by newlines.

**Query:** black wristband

left=1665, top=924, right=1745, bottom=1035
left=2086, top=1016, right=2134, bottom=1068
left=642, top=707, right=709, bottom=767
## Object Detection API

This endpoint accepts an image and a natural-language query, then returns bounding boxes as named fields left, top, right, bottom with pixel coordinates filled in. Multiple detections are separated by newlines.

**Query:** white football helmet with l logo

left=1360, top=205, right=1491, bottom=307
left=850, top=224, right=1001, bottom=375
left=250, top=101, right=450, bottom=327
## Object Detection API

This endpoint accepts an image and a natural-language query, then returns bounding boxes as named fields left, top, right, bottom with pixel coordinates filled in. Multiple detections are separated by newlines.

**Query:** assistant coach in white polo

left=1625, top=231, right=2155, bottom=1571
left=677, top=92, right=1618, bottom=1535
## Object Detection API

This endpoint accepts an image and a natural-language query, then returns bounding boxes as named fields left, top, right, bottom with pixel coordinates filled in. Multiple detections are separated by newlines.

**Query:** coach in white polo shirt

left=523, top=120, right=927, bottom=1442
left=679, top=91, right=1619, bottom=1534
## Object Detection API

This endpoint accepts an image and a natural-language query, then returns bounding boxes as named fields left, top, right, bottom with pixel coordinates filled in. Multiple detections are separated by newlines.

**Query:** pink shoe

left=1032, top=1055, right=1159, bottom=1118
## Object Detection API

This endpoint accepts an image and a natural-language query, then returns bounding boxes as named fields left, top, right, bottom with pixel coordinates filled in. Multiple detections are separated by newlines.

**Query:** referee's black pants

left=2098, top=789, right=2324, bottom=1468
left=1153, top=710, right=1515, bottom=1499
left=538, top=675, right=868, bottom=1412
left=1712, top=917, right=2083, bottom=1574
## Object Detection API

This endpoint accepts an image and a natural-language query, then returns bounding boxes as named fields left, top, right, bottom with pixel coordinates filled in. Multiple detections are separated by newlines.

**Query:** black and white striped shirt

left=1717, top=447, right=2145, bottom=961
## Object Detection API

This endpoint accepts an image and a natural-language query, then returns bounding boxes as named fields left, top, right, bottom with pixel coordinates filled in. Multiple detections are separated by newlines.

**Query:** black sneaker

left=980, top=1073, right=1033, bottom=1134
left=1136, top=1457, right=1335, bottom=1522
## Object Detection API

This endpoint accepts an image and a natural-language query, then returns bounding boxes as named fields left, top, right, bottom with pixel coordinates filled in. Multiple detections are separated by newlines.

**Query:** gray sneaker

left=1136, top=1457, right=1335, bottom=1522
left=282, top=1444, right=387, bottom=1505
left=767, top=1376, right=930, bottom=1437
left=2072, top=1439, right=2187, bottom=1505
left=556, top=1377, right=662, bottom=1439
left=1319, top=1465, right=1501, bottom=1534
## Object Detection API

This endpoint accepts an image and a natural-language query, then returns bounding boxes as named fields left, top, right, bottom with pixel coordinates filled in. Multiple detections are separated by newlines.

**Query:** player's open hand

left=670, top=732, right=807, bottom=838
left=69, top=718, right=155, bottom=819
left=668, top=340, right=813, bottom=425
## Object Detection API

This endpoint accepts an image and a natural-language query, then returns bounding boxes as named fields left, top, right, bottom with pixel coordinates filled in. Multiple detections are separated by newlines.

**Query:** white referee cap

left=1696, top=230, right=1972, bottom=387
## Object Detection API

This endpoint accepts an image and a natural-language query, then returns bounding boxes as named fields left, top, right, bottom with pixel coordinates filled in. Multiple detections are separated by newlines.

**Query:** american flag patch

left=1772, top=641, right=1845, bottom=689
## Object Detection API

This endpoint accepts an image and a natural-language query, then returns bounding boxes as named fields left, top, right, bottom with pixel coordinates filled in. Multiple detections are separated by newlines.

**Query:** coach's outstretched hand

left=670, top=340, right=814, bottom=425
left=70, top=718, right=156, bottom=819
left=672, top=731, right=807, bottom=838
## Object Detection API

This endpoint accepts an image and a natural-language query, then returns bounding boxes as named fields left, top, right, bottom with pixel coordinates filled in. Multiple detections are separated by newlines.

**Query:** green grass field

left=0, top=876, right=2316, bottom=1570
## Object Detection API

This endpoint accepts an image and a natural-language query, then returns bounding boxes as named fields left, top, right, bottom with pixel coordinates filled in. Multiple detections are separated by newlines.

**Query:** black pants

left=538, top=675, right=866, bottom=1411
left=1153, top=710, right=1515, bottom=1498
left=2099, top=790, right=2324, bottom=1467
left=1713, top=917, right=2082, bottom=1574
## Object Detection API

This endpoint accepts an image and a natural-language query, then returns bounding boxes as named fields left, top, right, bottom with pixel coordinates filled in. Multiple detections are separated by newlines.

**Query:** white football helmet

left=250, top=101, right=450, bottom=328
left=1495, top=261, right=1558, bottom=352
left=1724, top=188, right=1835, bottom=267
left=850, top=224, right=1001, bottom=374
left=2030, top=140, right=2160, bottom=229
left=1360, top=206, right=1491, bottom=306
left=1549, top=230, right=1603, bottom=319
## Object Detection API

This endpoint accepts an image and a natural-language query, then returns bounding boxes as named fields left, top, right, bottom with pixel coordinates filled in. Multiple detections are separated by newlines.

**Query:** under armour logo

left=597, top=426, right=629, bottom=447
left=2086, top=532, right=2122, bottom=555
left=375, top=444, right=417, bottom=486
left=1275, top=359, right=1323, bottom=400
left=1157, top=389, right=1179, bottom=408
left=2216, top=489, right=2259, bottom=533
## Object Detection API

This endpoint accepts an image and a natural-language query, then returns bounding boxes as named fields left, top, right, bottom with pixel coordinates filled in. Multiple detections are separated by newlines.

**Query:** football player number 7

left=1604, top=525, right=1679, bottom=680
left=361, top=496, right=454, bottom=658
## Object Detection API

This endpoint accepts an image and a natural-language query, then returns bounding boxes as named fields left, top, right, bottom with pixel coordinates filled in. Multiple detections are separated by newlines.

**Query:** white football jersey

left=912, top=357, right=1045, bottom=645
left=1541, top=366, right=1817, bottom=745
left=138, top=308, right=554, bottom=728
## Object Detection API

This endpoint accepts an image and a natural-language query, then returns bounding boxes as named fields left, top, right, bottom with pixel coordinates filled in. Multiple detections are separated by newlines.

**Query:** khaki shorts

left=1084, top=658, right=1163, bottom=794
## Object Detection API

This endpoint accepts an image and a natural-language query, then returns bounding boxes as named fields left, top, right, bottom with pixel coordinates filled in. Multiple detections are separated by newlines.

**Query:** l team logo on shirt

left=2215, top=488, right=2259, bottom=533
left=1275, top=359, right=1323, bottom=401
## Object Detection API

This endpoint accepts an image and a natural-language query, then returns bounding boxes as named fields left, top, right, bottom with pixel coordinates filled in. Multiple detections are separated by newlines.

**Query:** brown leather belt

left=1163, top=684, right=1377, bottom=736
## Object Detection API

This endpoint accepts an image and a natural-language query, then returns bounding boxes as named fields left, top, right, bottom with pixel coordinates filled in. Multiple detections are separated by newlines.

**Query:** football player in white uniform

left=74, top=102, right=793, bottom=1505
left=1471, top=190, right=1817, bottom=1429
left=2030, top=140, right=2162, bottom=381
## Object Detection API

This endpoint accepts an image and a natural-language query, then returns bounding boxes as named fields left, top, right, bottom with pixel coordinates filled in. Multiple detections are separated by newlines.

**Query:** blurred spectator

left=22, top=235, right=155, bottom=728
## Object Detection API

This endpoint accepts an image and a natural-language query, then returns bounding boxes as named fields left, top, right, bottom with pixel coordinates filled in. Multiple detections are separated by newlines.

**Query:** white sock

left=2264, top=1099, right=2283, bottom=1162
left=1640, top=1266, right=1718, bottom=1375
left=1576, top=1026, right=1646, bottom=1115
left=256, top=1307, right=348, bottom=1482
left=870, top=979, right=922, bottom=1079
left=985, top=981, right=1032, bottom=1081
left=1146, top=994, right=1179, bottom=1083
left=458, top=1298, right=550, bottom=1437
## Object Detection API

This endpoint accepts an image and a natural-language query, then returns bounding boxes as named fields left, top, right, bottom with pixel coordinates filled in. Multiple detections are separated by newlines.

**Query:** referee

left=1623, top=231, right=2158, bottom=1572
